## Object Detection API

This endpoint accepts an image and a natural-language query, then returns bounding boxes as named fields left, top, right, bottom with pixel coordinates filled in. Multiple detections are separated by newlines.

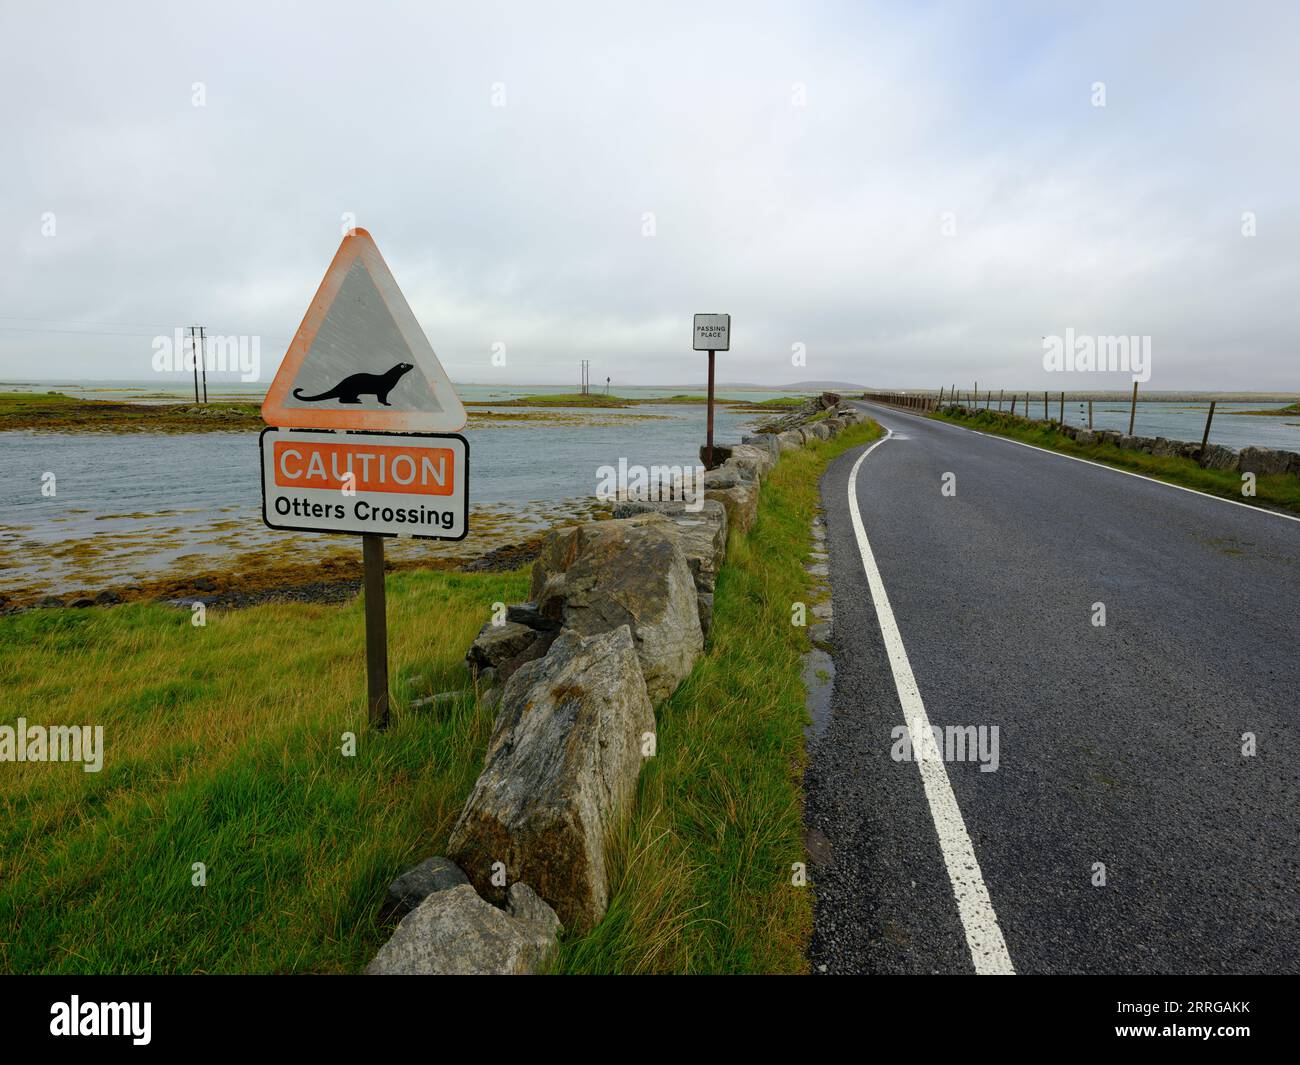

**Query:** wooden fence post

left=1198, top=400, right=1217, bottom=464
left=1128, top=380, right=1139, bottom=436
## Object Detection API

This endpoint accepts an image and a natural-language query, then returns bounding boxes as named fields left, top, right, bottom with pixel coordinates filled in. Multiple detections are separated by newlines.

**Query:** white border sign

left=259, top=428, right=468, bottom=541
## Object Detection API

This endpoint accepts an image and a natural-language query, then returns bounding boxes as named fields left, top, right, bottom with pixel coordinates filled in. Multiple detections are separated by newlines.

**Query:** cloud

left=1, top=0, right=1296, bottom=389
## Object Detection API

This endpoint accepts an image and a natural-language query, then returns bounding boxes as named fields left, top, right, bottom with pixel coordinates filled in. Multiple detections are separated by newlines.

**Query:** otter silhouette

left=293, top=362, right=414, bottom=405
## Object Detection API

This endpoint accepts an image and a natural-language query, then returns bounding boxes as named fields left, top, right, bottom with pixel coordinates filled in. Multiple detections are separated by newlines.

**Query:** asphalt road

left=806, top=400, right=1300, bottom=974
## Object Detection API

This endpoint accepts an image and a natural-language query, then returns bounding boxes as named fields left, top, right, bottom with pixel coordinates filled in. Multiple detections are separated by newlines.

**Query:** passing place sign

left=259, top=428, right=468, bottom=540
left=693, top=313, right=730, bottom=351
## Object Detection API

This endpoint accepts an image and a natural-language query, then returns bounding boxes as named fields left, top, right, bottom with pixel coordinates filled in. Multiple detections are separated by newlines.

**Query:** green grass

left=0, top=390, right=262, bottom=432
left=748, top=395, right=806, bottom=409
left=1, top=418, right=882, bottom=974
left=932, top=407, right=1300, bottom=514
left=0, top=568, right=528, bottom=973
left=1229, top=401, right=1300, bottom=416
left=549, top=418, right=882, bottom=974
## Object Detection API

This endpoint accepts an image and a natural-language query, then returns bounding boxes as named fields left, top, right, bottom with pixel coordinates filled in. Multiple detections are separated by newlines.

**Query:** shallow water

left=0, top=402, right=763, bottom=597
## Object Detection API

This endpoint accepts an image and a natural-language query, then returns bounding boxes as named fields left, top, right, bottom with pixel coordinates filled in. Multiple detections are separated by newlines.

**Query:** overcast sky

left=2, top=0, right=1297, bottom=390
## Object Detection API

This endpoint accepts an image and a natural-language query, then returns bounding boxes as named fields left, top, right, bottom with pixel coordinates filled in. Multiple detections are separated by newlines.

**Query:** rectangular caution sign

left=259, top=428, right=468, bottom=540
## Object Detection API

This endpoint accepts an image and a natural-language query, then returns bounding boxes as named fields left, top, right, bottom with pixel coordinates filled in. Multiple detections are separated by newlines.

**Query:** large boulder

left=447, top=626, right=655, bottom=933
left=706, top=479, right=758, bottom=536
left=703, top=465, right=745, bottom=490
left=777, top=430, right=804, bottom=453
left=610, top=500, right=727, bottom=593
left=741, top=433, right=781, bottom=464
left=529, top=518, right=703, bottom=702
left=1201, top=444, right=1239, bottom=471
left=1238, top=446, right=1293, bottom=477
left=365, top=882, right=560, bottom=975
left=727, top=443, right=773, bottom=480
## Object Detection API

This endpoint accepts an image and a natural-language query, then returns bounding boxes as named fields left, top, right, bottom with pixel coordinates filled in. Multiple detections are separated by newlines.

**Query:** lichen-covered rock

left=703, top=465, right=744, bottom=490
left=529, top=518, right=703, bottom=702
left=610, top=500, right=727, bottom=594
left=706, top=480, right=759, bottom=535
left=447, top=626, right=655, bottom=933
left=365, top=882, right=560, bottom=975
left=741, top=434, right=781, bottom=464
left=727, top=443, right=774, bottom=480
left=466, top=621, right=536, bottom=674
left=1238, top=446, right=1293, bottom=477
left=1201, top=444, right=1239, bottom=471
left=465, top=619, right=555, bottom=685
left=778, top=430, right=804, bottom=453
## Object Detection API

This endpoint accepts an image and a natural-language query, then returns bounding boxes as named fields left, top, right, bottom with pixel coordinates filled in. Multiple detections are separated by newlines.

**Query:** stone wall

left=364, top=400, right=869, bottom=974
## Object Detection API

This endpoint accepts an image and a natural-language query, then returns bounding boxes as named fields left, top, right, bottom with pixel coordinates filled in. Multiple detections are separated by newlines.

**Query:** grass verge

left=931, top=407, right=1300, bottom=515
left=549, top=418, right=882, bottom=974
left=1, top=418, right=881, bottom=974
left=0, top=567, right=527, bottom=973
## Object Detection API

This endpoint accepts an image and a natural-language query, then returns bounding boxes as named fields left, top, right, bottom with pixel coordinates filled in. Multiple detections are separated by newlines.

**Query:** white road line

left=847, top=430, right=1017, bottom=975
left=855, top=401, right=1300, bottom=525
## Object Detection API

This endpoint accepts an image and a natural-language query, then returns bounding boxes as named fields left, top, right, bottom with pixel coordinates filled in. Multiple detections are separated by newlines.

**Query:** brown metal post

left=1043, top=391, right=1048, bottom=420
left=1059, top=391, right=1065, bottom=424
left=1088, top=400, right=1093, bottom=428
left=705, top=349, right=716, bottom=468
left=363, top=533, right=390, bottom=730
left=1128, top=380, right=1139, bottom=435
left=1198, top=400, right=1217, bottom=463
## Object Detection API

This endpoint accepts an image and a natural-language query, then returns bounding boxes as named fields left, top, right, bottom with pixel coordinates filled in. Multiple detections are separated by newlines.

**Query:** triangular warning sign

left=262, top=229, right=466, bottom=432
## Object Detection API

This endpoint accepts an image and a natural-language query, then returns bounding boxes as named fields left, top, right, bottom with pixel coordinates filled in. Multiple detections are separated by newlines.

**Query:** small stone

left=380, top=856, right=471, bottom=922
left=365, top=882, right=560, bottom=975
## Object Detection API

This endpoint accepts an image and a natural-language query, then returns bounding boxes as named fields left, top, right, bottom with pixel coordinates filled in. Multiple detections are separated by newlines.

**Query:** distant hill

left=655, top=380, right=868, bottom=392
